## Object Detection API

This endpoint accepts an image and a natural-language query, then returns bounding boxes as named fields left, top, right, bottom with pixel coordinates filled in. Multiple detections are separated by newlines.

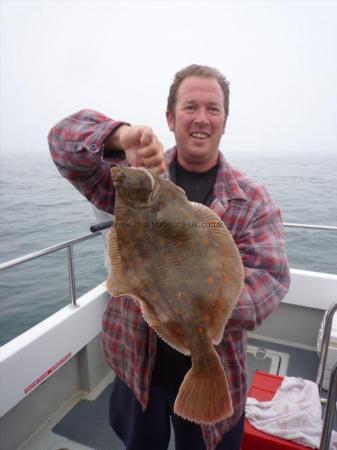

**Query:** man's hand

left=109, top=125, right=166, bottom=175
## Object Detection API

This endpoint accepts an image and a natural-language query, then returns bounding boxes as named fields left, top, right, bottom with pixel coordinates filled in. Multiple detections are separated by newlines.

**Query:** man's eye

left=184, top=105, right=194, bottom=111
left=209, top=106, right=220, bottom=113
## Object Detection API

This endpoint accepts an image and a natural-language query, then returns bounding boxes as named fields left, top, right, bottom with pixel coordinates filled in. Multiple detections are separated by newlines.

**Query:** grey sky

left=1, top=0, right=336, bottom=156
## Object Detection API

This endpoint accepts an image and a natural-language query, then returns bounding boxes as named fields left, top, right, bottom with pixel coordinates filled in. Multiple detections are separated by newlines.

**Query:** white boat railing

left=0, top=230, right=101, bottom=308
left=0, top=220, right=336, bottom=319
left=1, top=221, right=336, bottom=308
left=0, top=219, right=336, bottom=325
left=283, top=223, right=337, bottom=231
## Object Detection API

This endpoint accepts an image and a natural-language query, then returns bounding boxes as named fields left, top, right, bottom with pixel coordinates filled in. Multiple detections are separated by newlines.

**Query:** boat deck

left=20, top=337, right=322, bottom=450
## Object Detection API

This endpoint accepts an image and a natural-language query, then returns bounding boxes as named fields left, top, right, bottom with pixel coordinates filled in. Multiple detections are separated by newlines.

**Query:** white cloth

left=245, top=376, right=337, bottom=449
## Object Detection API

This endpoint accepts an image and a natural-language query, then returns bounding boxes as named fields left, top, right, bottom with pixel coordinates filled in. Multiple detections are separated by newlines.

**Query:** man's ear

left=166, top=110, right=174, bottom=131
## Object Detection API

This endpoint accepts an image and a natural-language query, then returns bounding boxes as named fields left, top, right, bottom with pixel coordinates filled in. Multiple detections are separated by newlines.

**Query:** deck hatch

left=247, top=345, right=289, bottom=387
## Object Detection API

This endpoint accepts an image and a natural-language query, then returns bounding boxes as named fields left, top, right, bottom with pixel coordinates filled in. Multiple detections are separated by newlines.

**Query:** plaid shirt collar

left=164, top=146, right=247, bottom=204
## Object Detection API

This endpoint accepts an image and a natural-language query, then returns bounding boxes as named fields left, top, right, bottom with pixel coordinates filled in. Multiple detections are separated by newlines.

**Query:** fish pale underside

left=106, top=166, right=244, bottom=425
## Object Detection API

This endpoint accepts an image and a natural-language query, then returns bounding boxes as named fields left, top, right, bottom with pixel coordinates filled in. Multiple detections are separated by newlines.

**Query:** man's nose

left=194, top=107, right=209, bottom=125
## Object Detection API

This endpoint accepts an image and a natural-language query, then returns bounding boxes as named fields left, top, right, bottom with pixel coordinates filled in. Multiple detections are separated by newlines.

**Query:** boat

left=1, top=222, right=337, bottom=450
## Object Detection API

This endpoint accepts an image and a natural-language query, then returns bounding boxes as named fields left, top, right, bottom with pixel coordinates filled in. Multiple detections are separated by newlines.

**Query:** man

left=48, top=64, right=290, bottom=450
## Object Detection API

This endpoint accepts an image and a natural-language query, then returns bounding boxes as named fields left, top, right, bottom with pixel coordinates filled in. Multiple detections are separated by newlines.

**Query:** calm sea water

left=0, top=150, right=336, bottom=345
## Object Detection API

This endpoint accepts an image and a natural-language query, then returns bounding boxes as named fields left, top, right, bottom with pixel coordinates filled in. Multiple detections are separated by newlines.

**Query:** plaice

left=106, top=166, right=244, bottom=425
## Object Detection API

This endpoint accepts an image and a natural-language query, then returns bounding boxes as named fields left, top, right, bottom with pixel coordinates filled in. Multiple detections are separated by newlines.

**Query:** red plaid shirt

left=48, top=109, right=290, bottom=450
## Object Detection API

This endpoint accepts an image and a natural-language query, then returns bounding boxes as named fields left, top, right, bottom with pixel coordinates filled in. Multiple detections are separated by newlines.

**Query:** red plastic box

left=242, top=371, right=316, bottom=450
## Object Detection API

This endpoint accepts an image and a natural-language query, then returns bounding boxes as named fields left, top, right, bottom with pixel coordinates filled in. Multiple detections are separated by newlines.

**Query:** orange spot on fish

left=198, top=327, right=204, bottom=333
left=177, top=291, right=182, bottom=299
left=203, top=314, right=210, bottom=323
left=207, top=276, right=214, bottom=285
left=203, top=239, right=209, bottom=246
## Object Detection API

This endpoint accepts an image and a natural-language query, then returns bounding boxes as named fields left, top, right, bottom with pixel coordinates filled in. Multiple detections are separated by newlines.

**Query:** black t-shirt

left=174, top=158, right=219, bottom=205
left=151, top=157, right=219, bottom=391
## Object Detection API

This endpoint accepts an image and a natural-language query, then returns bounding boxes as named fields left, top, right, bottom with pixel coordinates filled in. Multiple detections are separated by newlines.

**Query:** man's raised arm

left=48, top=109, right=165, bottom=213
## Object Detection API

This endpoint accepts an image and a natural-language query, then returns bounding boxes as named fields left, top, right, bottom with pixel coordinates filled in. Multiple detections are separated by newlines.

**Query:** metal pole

left=316, top=302, right=337, bottom=391
left=320, top=362, right=337, bottom=450
left=283, top=223, right=337, bottom=231
left=67, top=244, right=78, bottom=308
left=0, top=231, right=100, bottom=271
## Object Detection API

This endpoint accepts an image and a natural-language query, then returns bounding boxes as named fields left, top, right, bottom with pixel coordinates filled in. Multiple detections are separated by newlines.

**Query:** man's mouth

left=190, top=132, right=209, bottom=140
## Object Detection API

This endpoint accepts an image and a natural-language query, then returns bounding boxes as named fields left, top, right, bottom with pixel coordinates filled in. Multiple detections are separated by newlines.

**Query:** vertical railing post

left=316, top=302, right=337, bottom=391
left=319, top=362, right=337, bottom=450
left=67, top=244, right=78, bottom=308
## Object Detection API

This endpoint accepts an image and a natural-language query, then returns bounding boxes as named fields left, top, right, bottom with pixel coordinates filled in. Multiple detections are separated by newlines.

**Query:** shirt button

left=72, top=143, right=79, bottom=150
left=90, top=143, right=97, bottom=150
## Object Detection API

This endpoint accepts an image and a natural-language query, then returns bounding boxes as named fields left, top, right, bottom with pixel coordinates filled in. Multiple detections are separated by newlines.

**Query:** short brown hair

left=167, top=64, right=230, bottom=116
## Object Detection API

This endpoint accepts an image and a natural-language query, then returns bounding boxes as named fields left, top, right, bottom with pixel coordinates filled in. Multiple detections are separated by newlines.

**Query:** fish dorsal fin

left=189, top=202, right=244, bottom=344
left=106, top=226, right=136, bottom=297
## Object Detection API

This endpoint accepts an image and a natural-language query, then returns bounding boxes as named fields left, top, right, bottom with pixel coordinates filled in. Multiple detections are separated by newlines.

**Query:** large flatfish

left=106, top=166, right=244, bottom=425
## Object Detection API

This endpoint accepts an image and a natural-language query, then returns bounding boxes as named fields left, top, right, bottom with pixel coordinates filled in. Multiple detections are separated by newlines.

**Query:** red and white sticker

left=24, top=352, right=72, bottom=394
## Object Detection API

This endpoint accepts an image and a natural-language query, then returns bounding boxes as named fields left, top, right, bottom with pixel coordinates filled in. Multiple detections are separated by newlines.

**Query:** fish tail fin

left=174, top=349, right=233, bottom=425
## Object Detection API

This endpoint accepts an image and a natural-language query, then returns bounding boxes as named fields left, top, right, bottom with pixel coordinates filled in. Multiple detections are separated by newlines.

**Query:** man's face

left=166, top=76, right=227, bottom=172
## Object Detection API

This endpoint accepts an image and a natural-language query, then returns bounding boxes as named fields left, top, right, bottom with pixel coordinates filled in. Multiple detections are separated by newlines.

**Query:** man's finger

left=155, top=161, right=166, bottom=175
left=125, top=148, right=144, bottom=167
left=138, top=145, right=158, bottom=159
left=139, top=128, right=153, bottom=146
left=138, top=134, right=163, bottom=158
left=143, top=154, right=163, bottom=168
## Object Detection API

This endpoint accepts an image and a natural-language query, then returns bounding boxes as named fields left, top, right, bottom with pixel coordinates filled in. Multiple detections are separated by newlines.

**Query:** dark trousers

left=109, top=377, right=245, bottom=450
